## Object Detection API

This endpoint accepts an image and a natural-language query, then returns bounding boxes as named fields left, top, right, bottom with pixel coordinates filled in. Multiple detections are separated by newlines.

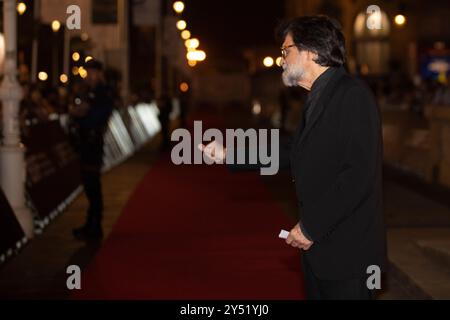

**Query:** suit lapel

left=295, top=66, right=347, bottom=149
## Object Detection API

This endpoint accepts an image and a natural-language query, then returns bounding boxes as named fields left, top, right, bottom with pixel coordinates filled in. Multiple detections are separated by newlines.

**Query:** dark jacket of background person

left=72, top=83, right=113, bottom=168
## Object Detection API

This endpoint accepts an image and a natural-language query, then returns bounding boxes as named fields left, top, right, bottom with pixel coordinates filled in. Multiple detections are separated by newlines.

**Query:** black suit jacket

left=228, top=66, right=386, bottom=280
left=287, top=66, right=386, bottom=280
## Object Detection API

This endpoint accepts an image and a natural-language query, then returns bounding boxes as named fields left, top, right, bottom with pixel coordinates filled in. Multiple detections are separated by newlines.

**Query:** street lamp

left=173, top=1, right=185, bottom=14
left=186, top=50, right=206, bottom=61
left=59, top=74, right=68, bottom=84
left=38, top=71, right=48, bottom=81
left=85, top=56, right=93, bottom=62
left=16, top=2, right=26, bottom=15
left=176, top=20, right=187, bottom=31
left=263, top=57, right=274, bottom=67
left=51, top=20, right=61, bottom=32
left=394, top=14, right=406, bottom=26
left=1, top=0, right=34, bottom=238
left=181, top=30, right=191, bottom=40
left=72, top=52, right=80, bottom=62
left=51, top=21, right=61, bottom=86
left=275, top=57, right=282, bottom=67
left=78, top=66, right=88, bottom=78
left=185, top=38, right=199, bottom=50
left=180, top=82, right=189, bottom=92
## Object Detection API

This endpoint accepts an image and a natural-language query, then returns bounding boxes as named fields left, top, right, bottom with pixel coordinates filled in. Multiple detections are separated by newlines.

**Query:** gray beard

left=282, top=63, right=305, bottom=87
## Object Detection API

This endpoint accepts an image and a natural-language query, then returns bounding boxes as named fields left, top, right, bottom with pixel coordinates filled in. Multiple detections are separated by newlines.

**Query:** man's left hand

left=286, top=223, right=314, bottom=250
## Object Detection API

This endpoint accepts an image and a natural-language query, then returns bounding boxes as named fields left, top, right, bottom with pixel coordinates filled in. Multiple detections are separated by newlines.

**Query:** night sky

left=183, top=0, right=285, bottom=69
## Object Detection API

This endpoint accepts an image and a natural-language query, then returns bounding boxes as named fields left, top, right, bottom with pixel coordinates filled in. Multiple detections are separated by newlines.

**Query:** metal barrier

left=0, top=102, right=161, bottom=265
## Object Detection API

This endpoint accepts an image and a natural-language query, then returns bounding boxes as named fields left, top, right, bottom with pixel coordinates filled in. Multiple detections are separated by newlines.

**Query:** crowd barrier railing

left=0, top=101, right=162, bottom=266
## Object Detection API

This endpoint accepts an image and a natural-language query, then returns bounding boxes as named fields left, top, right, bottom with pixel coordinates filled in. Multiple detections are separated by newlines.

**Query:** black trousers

left=81, top=168, right=103, bottom=226
left=301, top=256, right=374, bottom=300
left=79, top=137, right=104, bottom=226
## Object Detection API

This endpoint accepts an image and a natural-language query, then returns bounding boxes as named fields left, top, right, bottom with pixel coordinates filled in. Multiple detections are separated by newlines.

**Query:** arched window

left=354, top=10, right=390, bottom=75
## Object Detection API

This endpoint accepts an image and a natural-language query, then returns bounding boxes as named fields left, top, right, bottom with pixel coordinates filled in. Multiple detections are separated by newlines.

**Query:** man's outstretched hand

left=198, top=140, right=227, bottom=164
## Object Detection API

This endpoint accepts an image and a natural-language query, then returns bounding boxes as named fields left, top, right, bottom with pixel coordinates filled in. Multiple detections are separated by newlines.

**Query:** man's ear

left=307, top=51, right=319, bottom=63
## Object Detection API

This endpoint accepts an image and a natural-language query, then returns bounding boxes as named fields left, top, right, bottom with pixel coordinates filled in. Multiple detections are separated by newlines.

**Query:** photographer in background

left=69, top=59, right=113, bottom=241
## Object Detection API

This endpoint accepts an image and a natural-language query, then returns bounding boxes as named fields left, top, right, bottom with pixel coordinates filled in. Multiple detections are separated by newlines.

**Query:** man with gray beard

left=200, top=16, right=386, bottom=299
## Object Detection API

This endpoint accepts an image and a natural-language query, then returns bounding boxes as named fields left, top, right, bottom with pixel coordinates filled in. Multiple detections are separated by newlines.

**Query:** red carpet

left=73, top=115, right=305, bottom=300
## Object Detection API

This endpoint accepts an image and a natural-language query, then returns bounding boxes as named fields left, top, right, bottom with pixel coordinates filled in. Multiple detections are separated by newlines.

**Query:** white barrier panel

left=135, top=102, right=161, bottom=137
left=127, top=105, right=148, bottom=146
left=108, top=110, right=134, bottom=158
left=104, top=122, right=125, bottom=164
left=114, top=110, right=135, bottom=156
left=102, top=103, right=160, bottom=171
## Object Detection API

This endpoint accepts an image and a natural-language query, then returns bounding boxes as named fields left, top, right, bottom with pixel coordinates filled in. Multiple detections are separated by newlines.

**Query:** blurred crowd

left=19, top=77, right=122, bottom=123
left=364, top=72, right=450, bottom=116
left=19, top=83, right=70, bottom=122
left=0, top=72, right=126, bottom=143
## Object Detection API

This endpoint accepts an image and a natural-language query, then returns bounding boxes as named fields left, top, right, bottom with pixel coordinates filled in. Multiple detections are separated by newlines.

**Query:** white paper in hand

left=278, top=229, right=289, bottom=239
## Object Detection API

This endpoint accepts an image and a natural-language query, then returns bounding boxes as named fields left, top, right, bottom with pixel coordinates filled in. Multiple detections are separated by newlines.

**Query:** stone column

left=0, top=0, right=34, bottom=238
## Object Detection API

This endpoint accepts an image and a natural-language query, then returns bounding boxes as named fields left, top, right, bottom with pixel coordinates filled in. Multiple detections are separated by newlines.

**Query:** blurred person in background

left=70, top=59, right=114, bottom=241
